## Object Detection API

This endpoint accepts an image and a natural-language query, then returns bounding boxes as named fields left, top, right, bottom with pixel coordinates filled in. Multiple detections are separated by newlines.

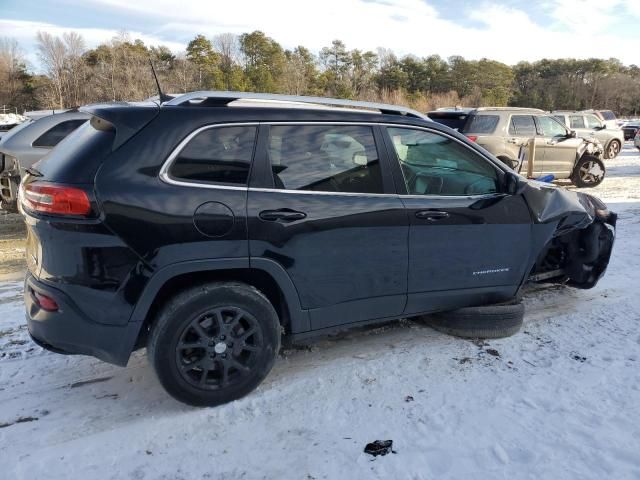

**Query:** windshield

left=600, top=110, right=616, bottom=121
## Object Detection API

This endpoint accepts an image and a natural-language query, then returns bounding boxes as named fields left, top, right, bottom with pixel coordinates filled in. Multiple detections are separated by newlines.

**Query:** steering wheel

left=414, top=173, right=443, bottom=195
left=464, top=178, right=492, bottom=195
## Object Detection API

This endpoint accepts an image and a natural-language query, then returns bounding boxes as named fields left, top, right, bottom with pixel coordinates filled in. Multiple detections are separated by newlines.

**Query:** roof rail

left=163, top=91, right=430, bottom=120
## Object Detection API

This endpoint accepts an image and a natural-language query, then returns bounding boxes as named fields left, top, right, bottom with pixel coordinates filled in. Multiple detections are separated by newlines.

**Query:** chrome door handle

left=415, top=210, right=450, bottom=221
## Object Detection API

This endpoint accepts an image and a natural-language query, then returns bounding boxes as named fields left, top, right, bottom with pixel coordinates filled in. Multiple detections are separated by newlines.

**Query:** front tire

left=148, top=282, right=281, bottom=407
left=572, top=155, right=605, bottom=188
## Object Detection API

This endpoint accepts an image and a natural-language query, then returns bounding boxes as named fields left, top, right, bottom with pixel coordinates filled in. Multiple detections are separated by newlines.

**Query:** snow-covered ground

left=1, top=146, right=640, bottom=480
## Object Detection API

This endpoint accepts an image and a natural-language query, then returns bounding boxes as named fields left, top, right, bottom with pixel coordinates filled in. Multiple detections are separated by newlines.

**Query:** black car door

left=247, top=123, right=408, bottom=331
left=382, top=126, right=533, bottom=315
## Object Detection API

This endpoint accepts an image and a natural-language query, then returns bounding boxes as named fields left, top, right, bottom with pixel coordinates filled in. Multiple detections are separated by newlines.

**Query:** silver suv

left=0, top=110, right=88, bottom=211
left=460, top=108, right=605, bottom=188
left=553, top=111, right=624, bottom=159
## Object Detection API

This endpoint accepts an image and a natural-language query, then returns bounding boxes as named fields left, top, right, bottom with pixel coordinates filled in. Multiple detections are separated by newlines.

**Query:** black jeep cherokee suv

left=20, top=92, right=616, bottom=406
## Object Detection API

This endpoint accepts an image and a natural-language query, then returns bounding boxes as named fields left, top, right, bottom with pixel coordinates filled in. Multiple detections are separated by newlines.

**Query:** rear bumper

left=25, top=273, right=140, bottom=366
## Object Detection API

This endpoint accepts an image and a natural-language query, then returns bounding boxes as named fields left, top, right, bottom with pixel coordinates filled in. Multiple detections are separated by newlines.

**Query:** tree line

left=1, top=31, right=639, bottom=116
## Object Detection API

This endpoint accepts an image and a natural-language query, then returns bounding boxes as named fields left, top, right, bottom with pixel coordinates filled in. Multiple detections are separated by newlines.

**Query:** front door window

left=387, top=127, right=499, bottom=196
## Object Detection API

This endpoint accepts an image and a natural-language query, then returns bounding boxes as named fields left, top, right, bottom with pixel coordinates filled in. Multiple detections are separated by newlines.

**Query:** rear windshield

left=33, top=119, right=115, bottom=183
left=461, top=115, right=499, bottom=134
left=600, top=110, right=616, bottom=120
left=426, top=112, right=469, bottom=131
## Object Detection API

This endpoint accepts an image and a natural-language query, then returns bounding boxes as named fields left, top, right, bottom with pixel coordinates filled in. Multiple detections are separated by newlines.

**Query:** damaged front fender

left=522, top=180, right=616, bottom=289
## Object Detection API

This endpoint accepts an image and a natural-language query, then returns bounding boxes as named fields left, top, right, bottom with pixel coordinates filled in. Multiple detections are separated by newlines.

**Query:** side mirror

left=353, top=151, right=368, bottom=166
left=568, top=130, right=577, bottom=138
left=504, top=171, right=522, bottom=195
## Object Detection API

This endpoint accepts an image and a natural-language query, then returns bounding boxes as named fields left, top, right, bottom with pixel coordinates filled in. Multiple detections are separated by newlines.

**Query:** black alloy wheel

left=176, top=306, right=262, bottom=390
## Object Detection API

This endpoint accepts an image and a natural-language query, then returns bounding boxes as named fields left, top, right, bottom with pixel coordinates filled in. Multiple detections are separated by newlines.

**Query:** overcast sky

left=1, top=0, right=639, bottom=71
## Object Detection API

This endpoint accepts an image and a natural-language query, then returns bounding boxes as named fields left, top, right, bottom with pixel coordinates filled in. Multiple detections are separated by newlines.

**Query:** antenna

left=149, top=58, right=171, bottom=103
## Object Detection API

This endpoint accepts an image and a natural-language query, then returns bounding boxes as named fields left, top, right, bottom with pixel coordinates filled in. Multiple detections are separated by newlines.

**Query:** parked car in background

left=584, top=109, right=618, bottom=129
left=19, top=92, right=616, bottom=406
left=426, top=107, right=472, bottom=131
left=460, top=107, right=606, bottom=187
left=553, top=111, right=624, bottom=159
left=622, top=122, right=640, bottom=141
left=635, top=130, right=640, bottom=151
left=0, top=110, right=89, bottom=211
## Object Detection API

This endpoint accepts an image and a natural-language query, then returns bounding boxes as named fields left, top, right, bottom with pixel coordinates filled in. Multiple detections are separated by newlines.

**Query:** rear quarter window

left=461, top=115, right=499, bottom=134
left=168, top=126, right=257, bottom=185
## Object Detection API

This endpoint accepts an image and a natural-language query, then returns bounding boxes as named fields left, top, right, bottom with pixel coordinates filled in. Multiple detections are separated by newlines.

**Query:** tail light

left=21, top=182, right=91, bottom=216
left=32, top=290, right=59, bottom=312
left=466, top=135, right=478, bottom=142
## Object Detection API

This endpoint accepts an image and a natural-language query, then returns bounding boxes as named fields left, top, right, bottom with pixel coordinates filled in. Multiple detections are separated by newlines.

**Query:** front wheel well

left=135, top=268, right=291, bottom=349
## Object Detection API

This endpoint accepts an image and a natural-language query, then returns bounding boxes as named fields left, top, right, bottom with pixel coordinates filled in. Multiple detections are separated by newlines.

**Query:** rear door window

left=168, top=126, right=257, bottom=185
left=267, top=125, right=384, bottom=194
left=462, top=115, right=499, bottom=134
left=508, top=115, right=537, bottom=136
left=32, top=119, right=87, bottom=148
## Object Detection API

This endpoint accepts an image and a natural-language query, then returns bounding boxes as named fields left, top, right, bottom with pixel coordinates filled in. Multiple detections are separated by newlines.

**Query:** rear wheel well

left=134, top=269, right=290, bottom=349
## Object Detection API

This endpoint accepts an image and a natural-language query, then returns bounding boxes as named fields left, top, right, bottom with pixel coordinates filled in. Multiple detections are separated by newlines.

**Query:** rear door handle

left=259, top=209, right=307, bottom=222
left=415, top=210, right=450, bottom=221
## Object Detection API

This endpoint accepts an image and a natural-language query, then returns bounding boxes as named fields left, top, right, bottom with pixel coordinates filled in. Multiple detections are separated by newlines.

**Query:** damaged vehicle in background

left=0, top=109, right=88, bottom=211
left=459, top=108, right=606, bottom=188
left=19, top=92, right=616, bottom=407
left=552, top=111, right=624, bottom=159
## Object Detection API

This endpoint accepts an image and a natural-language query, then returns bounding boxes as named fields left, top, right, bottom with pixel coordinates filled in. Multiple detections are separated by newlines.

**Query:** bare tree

left=36, top=31, right=67, bottom=108
left=0, top=38, right=28, bottom=110
left=63, top=32, right=86, bottom=106
left=213, top=33, right=241, bottom=67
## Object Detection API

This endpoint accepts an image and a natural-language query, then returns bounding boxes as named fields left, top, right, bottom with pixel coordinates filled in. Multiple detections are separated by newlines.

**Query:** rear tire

left=424, top=301, right=524, bottom=339
left=571, top=155, right=605, bottom=188
left=148, top=282, right=281, bottom=407
left=605, top=139, right=621, bottom=159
